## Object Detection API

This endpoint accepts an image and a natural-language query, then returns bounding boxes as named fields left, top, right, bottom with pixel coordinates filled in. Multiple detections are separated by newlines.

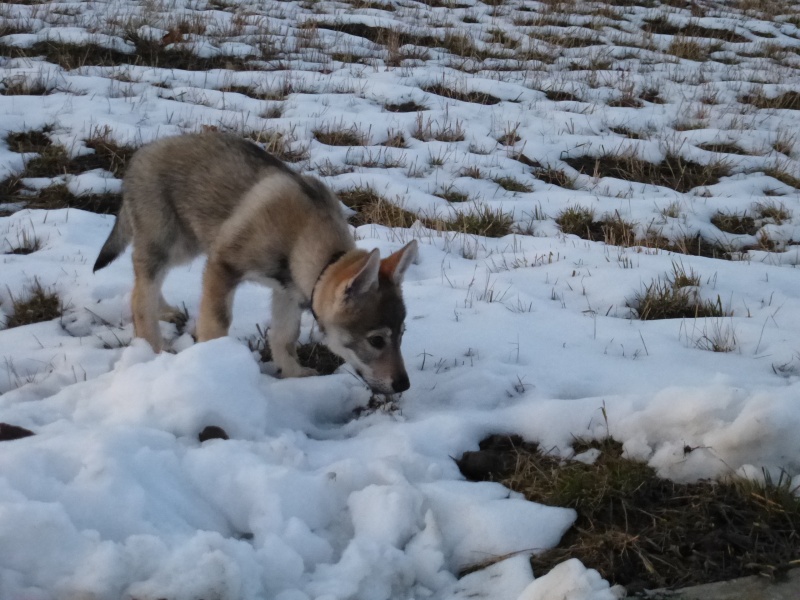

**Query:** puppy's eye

left=368, top=335, right=386, bottom=350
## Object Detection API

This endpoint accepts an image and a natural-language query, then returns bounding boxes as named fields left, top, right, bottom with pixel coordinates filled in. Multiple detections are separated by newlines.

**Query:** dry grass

left=0, top=127, right=131, bottom=213
left=554, top=206, right=742, bottom=258
left=754, top=200, right=791, bottom=224
left=555, top=207, right=639, bottom=247
left=486, top=28, right=519, bottom=49
left=443, top=206, right=514, bottom=238
left=384, top=100, right=428, bottom=113
left=670, top=234, right=732, bottom=260
left=459, top=165, right=484, bottom=179
left=772, top=132, right=796, bottom=156
left=1, top=39, right=254, bottom=72
left=742, top=90, right=800, bottom=110
left=313, top=124, right=369, bottom=147
left=381, top=130, right=408, bottom=149
left=0, top=73, right=53, bottom=96
left=497, top=126, right=521, bottom=146
left=411, top=113, right=466, bottom=142
left=544, top=89, right=581, bottom=102
left=556, top=205, right=598, bottom=239
left=693, top=319, right=739, bottom=353
left=5, top=279, right=63, bottom=329
left=563, top=152, right=731, bottom=193
left=711, top=210, right=757, bottom=235
left=457, top=434, right=800, bottom=593
left=435, top=184, right=470, bottom=203
left=631, top=264, right=728, bottom=320
left=24, top=184, right=121, bottom=214
left=764, top=166, right=800, bottom=189
left=697, top=142, right=750, bottom=156
left=534, top=167, right=576, bottom=189
left=422, top=83, right=501, bottom=106
left=337, top=185, right=513, bottom=237
left=535, top=31, right=602, bottom=49
left=3, top=229, right=42, bottom=255
left=493, top=175, right=533, bottom=193
left=20, top=145, right=79, bottom=177
left=84, top=128, right=136, bottom=178
left=600, top=213, right=636, bottom=247
left=338, top=186, right=420, bottom=228
left=345, top=147, right=407, bottom=169
left=666, top=36, right=712, bottom=61
left=5, top=129, right=52, bottom=153
left=14, top=136, right=133, bottom=180
left=609, top=126, right=647, bottom=140
left=643, top=17, right=748, bottom=42
left=639, top=87, right=664, bottom=104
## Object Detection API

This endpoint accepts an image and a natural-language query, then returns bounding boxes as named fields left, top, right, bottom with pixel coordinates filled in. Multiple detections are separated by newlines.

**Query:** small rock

left=198, top=425, right=229, bottom=442
left=455, top=450, right=516, bottom=481
left=0, top=423, right=35, bottom=441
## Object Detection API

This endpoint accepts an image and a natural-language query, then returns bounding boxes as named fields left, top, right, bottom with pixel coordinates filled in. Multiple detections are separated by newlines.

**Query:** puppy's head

left=313, top=240, right=417, bottom=394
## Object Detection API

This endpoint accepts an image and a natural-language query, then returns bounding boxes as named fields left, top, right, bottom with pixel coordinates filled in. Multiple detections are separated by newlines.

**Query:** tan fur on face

left=311, top=241, right=417, bottom=394
left=311, top=250, right=373, bottom=319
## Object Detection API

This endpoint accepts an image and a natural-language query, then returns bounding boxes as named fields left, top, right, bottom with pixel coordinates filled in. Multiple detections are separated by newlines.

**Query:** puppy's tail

left=93, top=209, right=132, bottom=272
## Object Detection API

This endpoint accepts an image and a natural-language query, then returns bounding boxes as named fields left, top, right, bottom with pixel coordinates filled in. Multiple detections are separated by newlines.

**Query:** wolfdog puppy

left=94, top=132, right=417, bottom=394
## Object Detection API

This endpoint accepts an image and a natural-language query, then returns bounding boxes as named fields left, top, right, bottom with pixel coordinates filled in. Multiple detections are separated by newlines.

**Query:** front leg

left=197, top=258, right=241, bottom=342
left=270, top=288, right=317, bottom=378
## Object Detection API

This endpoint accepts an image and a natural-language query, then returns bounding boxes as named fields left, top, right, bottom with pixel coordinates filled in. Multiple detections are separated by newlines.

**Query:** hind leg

left=131, top=249, right=169, bottom=352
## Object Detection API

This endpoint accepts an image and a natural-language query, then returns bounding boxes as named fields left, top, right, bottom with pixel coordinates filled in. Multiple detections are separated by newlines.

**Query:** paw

left=160, top=305, right=188, bottom=326
left=278, top=361, right=318, bottom=379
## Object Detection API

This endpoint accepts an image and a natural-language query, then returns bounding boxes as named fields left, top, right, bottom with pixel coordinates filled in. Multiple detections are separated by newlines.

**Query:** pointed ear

left=344, top=249, right=381, bottom=298
left=379, top=240, right=418, bottom=285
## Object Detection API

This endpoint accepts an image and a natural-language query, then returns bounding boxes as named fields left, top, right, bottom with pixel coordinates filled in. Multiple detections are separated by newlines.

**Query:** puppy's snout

left=392, top=372, right=410, bottom=393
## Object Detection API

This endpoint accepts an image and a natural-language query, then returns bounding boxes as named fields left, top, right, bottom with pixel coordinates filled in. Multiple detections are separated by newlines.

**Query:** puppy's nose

left=392, top=372, right=410, bottom=393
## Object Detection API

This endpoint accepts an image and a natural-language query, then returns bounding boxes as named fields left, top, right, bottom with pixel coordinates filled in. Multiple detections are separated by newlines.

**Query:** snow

left=518, top=559, right=624, bottom=600
left=2, top=0, right=800, bottom=597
